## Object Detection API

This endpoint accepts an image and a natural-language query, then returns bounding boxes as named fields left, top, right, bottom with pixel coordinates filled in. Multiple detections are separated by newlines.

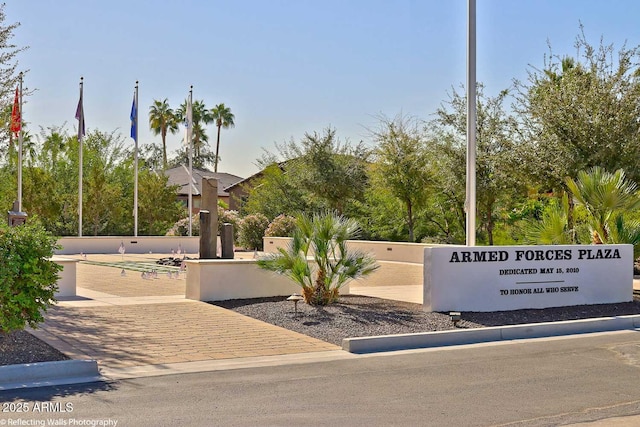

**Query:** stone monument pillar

left=221, top=223, right=234, bottom=259
left=200, top=177, right=219, bottom=259
left=199, top=210, right=212, bottom=258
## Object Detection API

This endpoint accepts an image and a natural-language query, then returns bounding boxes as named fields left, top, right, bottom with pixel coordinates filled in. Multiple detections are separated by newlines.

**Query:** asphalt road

left=2, top=330, right=640, bottom=426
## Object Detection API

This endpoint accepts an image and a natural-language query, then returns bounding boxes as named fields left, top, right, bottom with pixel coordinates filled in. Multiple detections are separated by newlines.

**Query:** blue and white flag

left=130, top=93, right=137, bottom=142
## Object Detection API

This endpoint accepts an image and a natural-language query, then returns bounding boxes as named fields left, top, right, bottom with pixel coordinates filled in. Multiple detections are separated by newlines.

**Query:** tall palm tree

left=148, top=99, right=178, bottom=169
left=176, top=100, right=213, bottom=160
left=211, top=103, right=235, bottom=172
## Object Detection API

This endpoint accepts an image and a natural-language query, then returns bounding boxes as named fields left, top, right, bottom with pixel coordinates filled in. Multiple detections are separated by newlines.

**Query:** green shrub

left=0, top=220, right=62, bottom=334
left=166, top=214, right=200, bottom=236
left=238, top=213, right=270, bottom=250
left=265, top=214, right=297, bottom=237
left=218, top=207, right=241, bottom=243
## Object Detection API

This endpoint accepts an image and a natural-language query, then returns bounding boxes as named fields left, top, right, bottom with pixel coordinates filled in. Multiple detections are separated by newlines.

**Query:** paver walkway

left=350, top=261, right=423, bottom=304
left=31, top=254, right=339, bottom=377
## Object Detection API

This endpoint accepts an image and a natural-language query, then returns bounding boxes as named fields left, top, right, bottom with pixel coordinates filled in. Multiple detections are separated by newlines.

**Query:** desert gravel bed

left=0, top=330, right=69, bottom=366
left=212, top=294, right=640, bottom=346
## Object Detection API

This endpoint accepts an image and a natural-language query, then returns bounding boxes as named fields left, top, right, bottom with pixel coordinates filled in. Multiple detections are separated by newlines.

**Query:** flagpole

left=78, top=77, right=84, bottom=237
left=188, top=85, right=193, bottom=237
left=133, top=81, right=139, bottom=237
left=466, top=0, right=477, bottom=247
left=17, top=72, right=23, bottom=212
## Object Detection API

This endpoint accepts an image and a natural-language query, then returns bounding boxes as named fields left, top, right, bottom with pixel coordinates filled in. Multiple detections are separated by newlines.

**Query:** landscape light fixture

left=287, top=294, right=304, bottom=316
left=450, top=312, right=461, bottom=327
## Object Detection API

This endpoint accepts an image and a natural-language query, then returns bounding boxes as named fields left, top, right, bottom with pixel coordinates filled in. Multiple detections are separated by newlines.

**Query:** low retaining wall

left=56, top=236, right=199, bottom=255
left=185, top=259, right=350, bottom=301
left=264, top=237, right=451, bottom=264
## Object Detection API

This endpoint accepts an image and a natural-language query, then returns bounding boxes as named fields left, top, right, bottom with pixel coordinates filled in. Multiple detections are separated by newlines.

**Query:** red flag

left=10, top=85, right=20, bottom=136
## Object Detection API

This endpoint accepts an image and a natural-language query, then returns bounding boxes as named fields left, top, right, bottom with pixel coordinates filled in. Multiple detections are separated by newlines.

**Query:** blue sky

left=5, top=0, right=640, bottom=178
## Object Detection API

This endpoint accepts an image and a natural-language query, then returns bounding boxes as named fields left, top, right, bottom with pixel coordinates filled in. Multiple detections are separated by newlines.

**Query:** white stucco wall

left=264, top=237, right=452, bottom=264
left=185, top=258, right=350, bottom=301
left=56, top=236, right=199, bottom=255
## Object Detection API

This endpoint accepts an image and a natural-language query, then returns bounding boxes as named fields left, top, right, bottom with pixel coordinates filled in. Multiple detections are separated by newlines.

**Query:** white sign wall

left=423, top=245, right=633, bottom=312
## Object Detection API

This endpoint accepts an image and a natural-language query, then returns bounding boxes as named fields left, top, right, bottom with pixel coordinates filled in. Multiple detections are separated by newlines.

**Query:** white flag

left=184, top=96, right=193, bottom=146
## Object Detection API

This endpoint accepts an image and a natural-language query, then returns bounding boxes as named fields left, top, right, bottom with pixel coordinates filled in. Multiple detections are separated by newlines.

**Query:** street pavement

left=3, top=330, right=640, bottom=426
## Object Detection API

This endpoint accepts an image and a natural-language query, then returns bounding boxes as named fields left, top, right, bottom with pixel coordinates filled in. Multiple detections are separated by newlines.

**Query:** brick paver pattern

left=41, top=302, right=337, bottom=368
left=36, top=254, right=339, bottom=370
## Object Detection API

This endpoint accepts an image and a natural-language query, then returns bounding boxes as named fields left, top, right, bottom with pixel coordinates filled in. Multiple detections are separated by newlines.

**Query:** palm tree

left=522, top=194, right=575, bottom=245
left=148, top=99, right=178, bottom=169
left=176, top=100, right=213, bottom=159
left=258, top=212, right=379, bottom=305
left=40, top=126, right=67, bottom=168
left=566, top=167, right=640, bottom=244
left=211, top=103, right=235, bottom=172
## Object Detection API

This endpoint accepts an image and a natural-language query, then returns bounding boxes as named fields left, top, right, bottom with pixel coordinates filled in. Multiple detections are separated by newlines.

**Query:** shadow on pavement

left=0, top=380, right=117, bottom=401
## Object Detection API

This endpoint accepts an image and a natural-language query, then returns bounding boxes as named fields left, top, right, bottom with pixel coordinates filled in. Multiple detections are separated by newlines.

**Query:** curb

left=0, top=360, right=102, bottom=391
left=342, top=315, right=640, bottom=354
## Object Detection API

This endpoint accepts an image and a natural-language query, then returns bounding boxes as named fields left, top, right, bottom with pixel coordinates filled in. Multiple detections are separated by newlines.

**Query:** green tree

left=370, top=114, right=432, bottom=242
left=258, top=212, right=379, bottom=306
left=266, top=128, right=370, bottom=214
left=355, top=182, right=408, bottom=242
left=514, top=28, right=640, bottom=187
left=137, top=168, right=183, bottom=235
left=81, top=130, right=129, bottom=236
left=433, top=84, right=524, bottom=245
left=242, top=162, right=312, bottom=218
left=148, top=99, right=178, bottom=170
left=0, top=4, right=27, bottom=159
left=138, top=142, right=165, bottom=171
left=19, top=126, right=83, bottom=235
left=211, top=103, right=235, bottom=173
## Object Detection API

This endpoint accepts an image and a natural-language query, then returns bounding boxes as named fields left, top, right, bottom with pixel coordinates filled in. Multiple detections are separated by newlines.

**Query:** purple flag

left=75, top=85, right=85, bottom=140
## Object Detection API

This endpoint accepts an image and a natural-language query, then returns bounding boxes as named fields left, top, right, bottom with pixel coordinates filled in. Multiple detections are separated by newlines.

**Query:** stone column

left=200, top=177, right=218, bottom=258
left=221, top=223, right=234, bottom=259
left=199, top=210, right=212, bottom=259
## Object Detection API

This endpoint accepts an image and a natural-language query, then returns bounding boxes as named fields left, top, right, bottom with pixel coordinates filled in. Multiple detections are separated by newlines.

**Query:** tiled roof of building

left=164, top=165, right=244, bottom=197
